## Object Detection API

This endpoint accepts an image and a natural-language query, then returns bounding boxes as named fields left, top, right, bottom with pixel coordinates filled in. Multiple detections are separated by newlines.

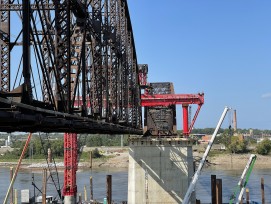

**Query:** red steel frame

left=141, top=93, right=204, bottom=135
left=63, top=133, right=78, bottom=197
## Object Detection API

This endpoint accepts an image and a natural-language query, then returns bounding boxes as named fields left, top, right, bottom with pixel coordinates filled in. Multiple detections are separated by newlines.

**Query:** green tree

left=218, top=129, right=248, bottom=153
left=228, top=136, right=248, bottom=153
left=51, top=139, right=64, bottom=157
left=256, top=139, right=271, bottom=155
left=216, top=129, right=233, bottom=147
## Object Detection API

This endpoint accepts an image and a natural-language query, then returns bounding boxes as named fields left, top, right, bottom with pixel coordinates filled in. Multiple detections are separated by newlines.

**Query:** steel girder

left=0, top=0, right=142, bottom=134
left=0, top=0, right=10, bottom=92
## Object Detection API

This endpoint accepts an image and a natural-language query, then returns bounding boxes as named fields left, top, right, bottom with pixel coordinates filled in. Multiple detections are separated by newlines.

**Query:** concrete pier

left=128, top=137, right=195, bottom=204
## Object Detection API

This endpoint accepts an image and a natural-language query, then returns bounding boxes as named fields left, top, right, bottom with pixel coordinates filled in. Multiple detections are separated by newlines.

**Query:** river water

left=196, top=166, right=271, bottom=203
left=0, top=166, right=270, bottom=203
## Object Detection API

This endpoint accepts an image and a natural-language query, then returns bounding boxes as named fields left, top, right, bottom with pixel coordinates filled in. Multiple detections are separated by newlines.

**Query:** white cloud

left=261, top=93, right=271, bottom=99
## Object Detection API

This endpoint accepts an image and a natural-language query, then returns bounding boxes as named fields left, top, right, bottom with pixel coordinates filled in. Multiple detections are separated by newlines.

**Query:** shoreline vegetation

left=0, top=147, right=270, bottom=170
left=0, top=128, right=270, bottom=170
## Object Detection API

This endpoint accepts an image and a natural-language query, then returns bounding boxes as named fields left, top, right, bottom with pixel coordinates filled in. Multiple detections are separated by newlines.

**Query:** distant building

left=197, top=135, right=211, bottom=144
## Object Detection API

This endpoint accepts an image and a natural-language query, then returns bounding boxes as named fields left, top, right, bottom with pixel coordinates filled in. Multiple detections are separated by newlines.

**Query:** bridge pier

left=128, top=137, right=195, bottom=204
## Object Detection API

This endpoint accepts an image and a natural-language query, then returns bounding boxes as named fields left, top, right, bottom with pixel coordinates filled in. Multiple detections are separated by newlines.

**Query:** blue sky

left=128, top=1, right=271, bottom=130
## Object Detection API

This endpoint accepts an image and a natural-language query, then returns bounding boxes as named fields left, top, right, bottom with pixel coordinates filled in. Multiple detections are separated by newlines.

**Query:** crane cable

left=39, top=133, right=62, bottom=200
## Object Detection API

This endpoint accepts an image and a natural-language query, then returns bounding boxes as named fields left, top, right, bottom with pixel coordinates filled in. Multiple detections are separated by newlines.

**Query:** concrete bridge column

left=128, top=138, right=195, bottom=204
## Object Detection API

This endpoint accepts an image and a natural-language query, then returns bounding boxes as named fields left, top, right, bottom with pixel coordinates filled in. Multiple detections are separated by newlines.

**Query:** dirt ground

left=1, top=147, right=270, bottom=170
left=90, top=149, right=271, bottom=169
left=205, top=153, right=271, bottom=169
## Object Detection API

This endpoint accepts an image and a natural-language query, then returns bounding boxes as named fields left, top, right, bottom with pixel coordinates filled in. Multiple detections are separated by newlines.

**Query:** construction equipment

left=182, top=106, right=230, bottom=204
left=229, top=154, right=257, bottom=204
left=139, top=64, right=204, bottom=136
left=63, top=133, right=78, bottom=203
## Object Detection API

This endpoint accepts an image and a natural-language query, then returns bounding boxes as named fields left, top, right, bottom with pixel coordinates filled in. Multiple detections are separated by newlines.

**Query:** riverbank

left=205, top=153, right=271, bottom=169
left=0, top=146, right=270, bottom=170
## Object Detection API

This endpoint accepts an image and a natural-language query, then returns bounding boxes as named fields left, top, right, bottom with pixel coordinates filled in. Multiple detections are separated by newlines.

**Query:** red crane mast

left=62, top=133, right=78, bottom=201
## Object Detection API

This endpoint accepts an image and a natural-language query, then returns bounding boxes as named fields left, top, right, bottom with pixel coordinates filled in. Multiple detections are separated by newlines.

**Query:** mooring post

left=90, top=176, right=93, bottom=200
left=261, top=178, right=265, bottom=204
left=216, top=179, right=222, bottom=204
left=246, top=188, right=249, bottom=204
left=78, top=193, right=82, bottom=204
left=196, top=199, right=201, bottom=204
left=106, top=175, right=112, bottom=204
left=211, top=175, right=217, bottom=204
left=84, top=185, right=87, bottom=201
left=10, top=167, right=14, bottom=204
left=89, top=151, right=93, bottom=168
left=42, top=168, right=47, bottom=204
left=48, top=148, right=52, bottom=163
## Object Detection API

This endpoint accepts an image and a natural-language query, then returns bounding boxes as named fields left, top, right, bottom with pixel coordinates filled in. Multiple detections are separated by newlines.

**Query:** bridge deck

left=0, top=97, right=142, bottom=134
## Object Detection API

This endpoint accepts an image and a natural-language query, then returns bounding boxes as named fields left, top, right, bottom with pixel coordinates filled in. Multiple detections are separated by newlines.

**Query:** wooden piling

left=48, top=148, right=52, bottom=163
left=10, top=167, right=13, bottom=204
left=216, top=179, right=222, bottom=204
left=89, top=151, right=93, bottom=168
left=211, top=175, right=216, bottom=204
left=84, top=185, right=87, bottom=201
left=196, top=199, right=201, bottom=204
left=42, top=168, right=47, bottom=204
left=246, top=188, right=249, bottom=204
left=14, top=189, right=17, bottom=204
left=261, top=177, right=265, bottom=204
left=90, top=176, right=93, bottom=200
left=106, top=175, right=112, bottom=204
left=78, top=193, right=82, bottom=204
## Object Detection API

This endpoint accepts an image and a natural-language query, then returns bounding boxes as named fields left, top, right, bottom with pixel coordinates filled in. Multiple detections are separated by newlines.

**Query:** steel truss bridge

left=0, top=0, right=142, bottom=134
left=0, top=0, right=205, bottom=201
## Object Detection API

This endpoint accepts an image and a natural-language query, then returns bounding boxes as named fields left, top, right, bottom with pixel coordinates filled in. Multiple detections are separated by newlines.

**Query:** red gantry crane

left=139, top=64, right=204, bottom=136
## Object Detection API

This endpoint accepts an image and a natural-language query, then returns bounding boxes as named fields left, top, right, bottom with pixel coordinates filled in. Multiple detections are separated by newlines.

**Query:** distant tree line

left=213, top=129, right=271, bottom=155
left=187, top=128, right=271, bottom=135
left=2, top=137, right=64, bottom=160
left=1, top=129, right=271, bottom=160
left=0, top=134, right=128, bottom=160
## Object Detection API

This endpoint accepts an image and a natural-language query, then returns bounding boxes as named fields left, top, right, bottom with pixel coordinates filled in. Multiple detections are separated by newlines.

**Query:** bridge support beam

left=128, top=137, right=195, bottom=204
left=182, top=104, right=189, bottom=136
